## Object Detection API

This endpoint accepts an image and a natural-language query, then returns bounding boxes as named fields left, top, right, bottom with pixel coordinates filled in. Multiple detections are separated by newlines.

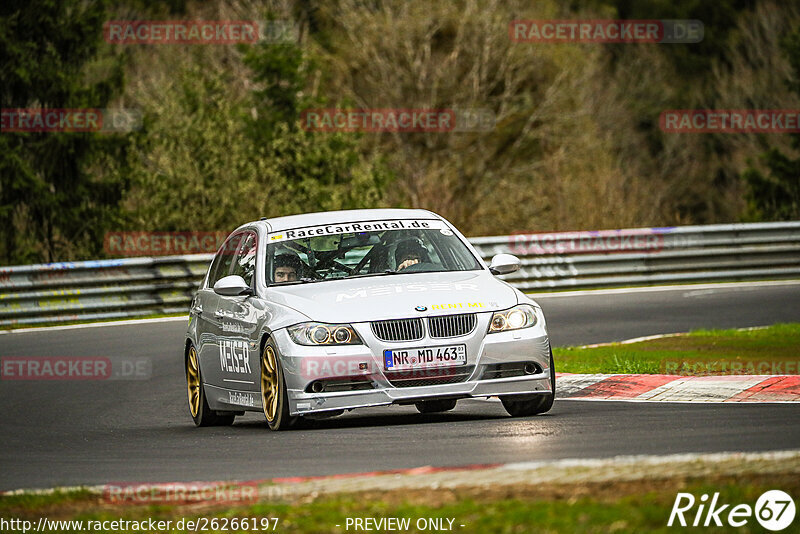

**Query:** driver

left=394, top=237, right=430, bottom=271
left=273, top=252, right=303, bottom=283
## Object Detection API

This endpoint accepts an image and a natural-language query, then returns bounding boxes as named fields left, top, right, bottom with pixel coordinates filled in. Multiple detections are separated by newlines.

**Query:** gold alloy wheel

left=261, top=345, right=279, bottom=421
left=187, top=346, right=201, bottom=418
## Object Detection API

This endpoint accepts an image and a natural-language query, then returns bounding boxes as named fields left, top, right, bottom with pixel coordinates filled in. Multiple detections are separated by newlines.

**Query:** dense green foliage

left=742, top=26, right=800, bottom=221
left=0, top=0, right=127, bottom=263
left=0, top=0, right=798, bottom=264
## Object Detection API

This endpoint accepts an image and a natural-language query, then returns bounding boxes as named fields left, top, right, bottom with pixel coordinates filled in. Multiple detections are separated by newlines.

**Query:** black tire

left=186, top=344, right=235, bottom=427
left=500, top=349, right=555, bottom=417
left=260, top=338, right=293, bottom=431
left=415, top=399, right=458, bottom=414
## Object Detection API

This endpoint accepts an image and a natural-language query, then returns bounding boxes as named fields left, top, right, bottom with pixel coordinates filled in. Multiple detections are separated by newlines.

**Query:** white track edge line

left=527, top=279, right=800, bottom=298
left=0, top=315, right=189, bottom=335
left=577, top=325, right=773, bottom=348
left=3, top=280, right=799, bottom=334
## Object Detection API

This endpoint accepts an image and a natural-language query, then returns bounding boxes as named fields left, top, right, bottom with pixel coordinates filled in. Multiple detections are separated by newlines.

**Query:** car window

left=208, top=233, right=243, bottom=287
left=265, top=223, right=482, bottom=285
left=230, top=231, right=257, bottom=287
left=206, top=252, right=225, bottom=288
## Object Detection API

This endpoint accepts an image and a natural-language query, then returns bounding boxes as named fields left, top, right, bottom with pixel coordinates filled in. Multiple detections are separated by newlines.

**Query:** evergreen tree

left=742, top=27, right=800, bottom=221
left=240, top=18, right=390, bottom=215
left=0, top=0, right=127, bottom=264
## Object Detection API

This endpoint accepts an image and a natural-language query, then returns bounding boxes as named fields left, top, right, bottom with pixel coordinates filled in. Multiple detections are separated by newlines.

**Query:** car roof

left=255, top=208, right=442, bottom=233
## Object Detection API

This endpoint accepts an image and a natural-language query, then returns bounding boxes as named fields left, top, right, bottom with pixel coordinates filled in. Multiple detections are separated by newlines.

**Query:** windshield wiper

left=270, top=277, right=320, bottom=287
left=333, top=271, right=400, bottom=280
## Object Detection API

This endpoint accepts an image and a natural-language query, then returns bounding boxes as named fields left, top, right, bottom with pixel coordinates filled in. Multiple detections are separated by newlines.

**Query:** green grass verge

left=1, top=475, right=796, bottom=533
left=554, top=323, right=800, bottom=375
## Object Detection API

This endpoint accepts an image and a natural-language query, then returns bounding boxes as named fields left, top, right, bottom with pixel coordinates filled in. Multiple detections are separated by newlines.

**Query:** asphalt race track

left=1, top=281, right=799, bottom=491
left=532, top=281, right=800, bottom=347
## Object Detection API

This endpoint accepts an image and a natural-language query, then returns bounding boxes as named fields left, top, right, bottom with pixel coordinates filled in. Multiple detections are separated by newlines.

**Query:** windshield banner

left=268, top=219, right=448, bottom=243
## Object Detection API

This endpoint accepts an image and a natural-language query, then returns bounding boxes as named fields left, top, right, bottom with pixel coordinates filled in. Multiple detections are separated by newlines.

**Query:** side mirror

left=213, top=275, right=253, bottom=297
left=488, top=253, right=521, bottom=275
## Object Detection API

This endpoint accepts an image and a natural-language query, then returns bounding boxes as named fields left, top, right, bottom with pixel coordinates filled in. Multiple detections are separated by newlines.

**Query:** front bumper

left=272, top=313, right=552, bottom=416
left=288, top=372, right=553, bottom=415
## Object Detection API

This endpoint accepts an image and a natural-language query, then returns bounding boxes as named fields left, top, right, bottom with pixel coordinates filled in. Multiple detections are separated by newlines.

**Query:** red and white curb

left=556, top=373, right=800, bottom=402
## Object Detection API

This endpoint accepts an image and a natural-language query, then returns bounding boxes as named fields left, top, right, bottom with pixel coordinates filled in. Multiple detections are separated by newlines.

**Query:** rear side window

left=207, top=233, right=243, bottom=287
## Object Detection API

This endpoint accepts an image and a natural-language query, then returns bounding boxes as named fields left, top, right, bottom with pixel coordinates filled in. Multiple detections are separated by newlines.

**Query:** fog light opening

left=310, top=381, right=325, bottom=393
left=524, top=362, right=537, bottom=375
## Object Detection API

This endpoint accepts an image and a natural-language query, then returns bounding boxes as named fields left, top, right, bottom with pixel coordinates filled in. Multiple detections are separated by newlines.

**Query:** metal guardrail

left=1, top=222, right=799, bottom=327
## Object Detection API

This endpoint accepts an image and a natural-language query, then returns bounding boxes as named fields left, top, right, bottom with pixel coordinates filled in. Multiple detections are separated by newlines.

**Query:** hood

left=267, top=271, right=518, bottom=323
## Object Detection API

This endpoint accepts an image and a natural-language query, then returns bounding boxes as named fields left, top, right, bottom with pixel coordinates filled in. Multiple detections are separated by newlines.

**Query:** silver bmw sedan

left=185, top=208, right=554, bottom=430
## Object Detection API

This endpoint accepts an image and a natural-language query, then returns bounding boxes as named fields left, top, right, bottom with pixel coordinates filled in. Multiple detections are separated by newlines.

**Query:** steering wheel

left=397, top=261, right=438, bottom=273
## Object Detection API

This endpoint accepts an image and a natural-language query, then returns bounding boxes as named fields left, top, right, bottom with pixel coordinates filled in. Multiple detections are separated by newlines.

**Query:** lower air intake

left=384, top=366, right=474, bottom=388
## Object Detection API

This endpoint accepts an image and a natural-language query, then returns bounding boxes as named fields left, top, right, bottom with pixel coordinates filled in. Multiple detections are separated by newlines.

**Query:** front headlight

left=288, top=322, right=363, bottom=346
left=488, top=304, right=537, bottom=333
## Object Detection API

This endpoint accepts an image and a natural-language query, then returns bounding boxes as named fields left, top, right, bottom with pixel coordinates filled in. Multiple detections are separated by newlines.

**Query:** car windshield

left=266, top=220, right=482, bottom=285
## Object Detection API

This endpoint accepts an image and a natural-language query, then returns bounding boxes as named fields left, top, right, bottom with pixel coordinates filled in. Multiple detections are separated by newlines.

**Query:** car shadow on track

left=230, top=403, right=545, bottom=432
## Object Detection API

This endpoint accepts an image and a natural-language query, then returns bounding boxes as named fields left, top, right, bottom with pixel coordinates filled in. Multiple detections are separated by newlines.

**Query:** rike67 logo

left=668, top=490, right=795, bottom=531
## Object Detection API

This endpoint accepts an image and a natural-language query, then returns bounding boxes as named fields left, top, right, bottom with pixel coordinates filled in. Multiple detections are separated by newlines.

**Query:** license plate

left=383, top=344, right=467, bottom=371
